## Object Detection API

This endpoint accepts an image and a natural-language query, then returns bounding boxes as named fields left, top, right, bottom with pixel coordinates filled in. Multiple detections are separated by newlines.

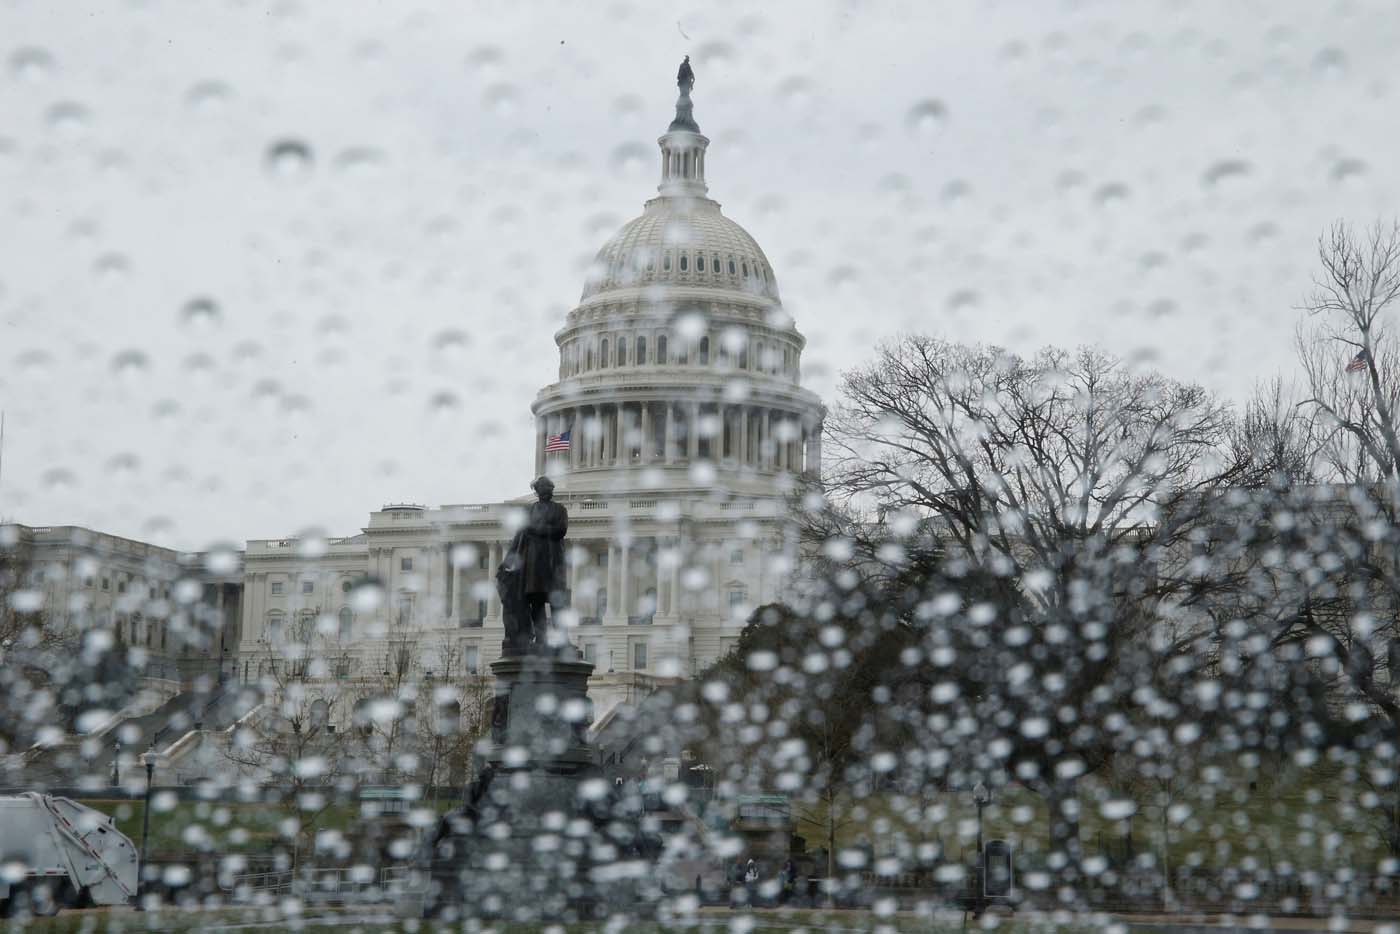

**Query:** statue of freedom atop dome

left=677, top=55, right=694, bottom=92
left=495, top=476, right=569, bottom=656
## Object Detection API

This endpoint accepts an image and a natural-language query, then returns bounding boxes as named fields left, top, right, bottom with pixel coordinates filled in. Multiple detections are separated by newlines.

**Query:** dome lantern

left=657, top=56, right=708, bottom=198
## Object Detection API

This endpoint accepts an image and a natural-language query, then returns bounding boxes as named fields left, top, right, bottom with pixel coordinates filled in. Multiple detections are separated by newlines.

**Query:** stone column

left=606, top=543, right=621, bottom=621
left=668, top=538, right=682, bottom=616
left=664, top=402, right=677, bottom=463
left=568, top=543, right=581, bottom=608
left=654, top=538, right=664, bottom=618
left=739, top=407, right=749, bottom=466
left=619, top=541, right=631, bottom=622
left=487, top=541, right=502, bottom=619
left=640, top=402, right=652, bottom=465
left=761, top=409, right=772, bottom=470
left=534, top=416, right=545, bottom=476
left=807, top=420, right=824, bottom=477
left=688, top=401, right=700, bottom=460
left=444, top=546, right=454, bottom=626
left=601, top=405, right=612, bottom=465
left=718, top=404, right=728, bottom=462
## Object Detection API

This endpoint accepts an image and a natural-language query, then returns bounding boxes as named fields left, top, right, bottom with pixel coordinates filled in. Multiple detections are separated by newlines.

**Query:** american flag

left=1346, top=348, right=1371, bottom=373
left=545, top=429, right=571, bottom=452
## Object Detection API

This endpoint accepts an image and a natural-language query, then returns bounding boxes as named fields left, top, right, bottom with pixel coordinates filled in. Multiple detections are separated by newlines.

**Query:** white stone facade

left=233, top=76, right=824, bottom=706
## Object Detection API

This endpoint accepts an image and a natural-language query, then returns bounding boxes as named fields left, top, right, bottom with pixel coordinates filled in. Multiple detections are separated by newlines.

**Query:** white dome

left=580, top=197, right=780, bottom=304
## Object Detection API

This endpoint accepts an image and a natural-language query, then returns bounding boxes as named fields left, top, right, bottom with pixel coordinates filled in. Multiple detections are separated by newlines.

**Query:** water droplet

left=609, top=142, right=650, bottom=179
left=350, top=580, right=385, bottom=612
left=185, top=81, right=232, bottom=115
left=93, top=253, right=130, bottom=282
left=46, top=102, right=91, bottom=135
left=1331, top=157, right=1367, bottom=184
left=180, top=296, right=222, bottom=328
left=42, top=468, right=75, bottom=491
left=204, top=544, right=240, bottom=575
left=264, top=139, right=313, bottom=181
left=483, top=83, right=518, bottom=115
left=941, top=180, right=971, bottom=205
left=110, top=349, right=150, bottom=377
left=1313, top=47, right=1347, bottom=79
left=466, top=45, right=504, bottom=73
left=10, top=47, right=55, bottom=82
left=334, top=147, right=385, bottom=178
left=775, top=76, right=814, bottom=111
left=1202, top=159, right=1251, bottom=188
left=905, top=99, right=947, bottom=138
left=428, top=391, right=460, bottom=414
left=1100, top=798, right=1137, bottom=820
left=1093, top=183, right=1129, bottom=208
left=16, top=349, right=54, bottom=376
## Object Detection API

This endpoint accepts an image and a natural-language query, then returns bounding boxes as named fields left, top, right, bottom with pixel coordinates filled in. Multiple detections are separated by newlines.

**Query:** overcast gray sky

left=1, top=0, right=1396, bottom=550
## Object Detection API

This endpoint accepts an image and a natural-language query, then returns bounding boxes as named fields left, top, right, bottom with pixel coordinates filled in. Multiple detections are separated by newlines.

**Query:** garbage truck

left=0, top=793, right=137, bottom=916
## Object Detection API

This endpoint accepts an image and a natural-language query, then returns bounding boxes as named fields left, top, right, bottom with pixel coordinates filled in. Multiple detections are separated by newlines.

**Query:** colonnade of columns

left=534, top=402, right=822, bottom=477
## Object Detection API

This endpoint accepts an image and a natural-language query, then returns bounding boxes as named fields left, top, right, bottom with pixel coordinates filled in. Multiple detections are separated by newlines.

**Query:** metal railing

left=225, top=866, right=420, bottom=903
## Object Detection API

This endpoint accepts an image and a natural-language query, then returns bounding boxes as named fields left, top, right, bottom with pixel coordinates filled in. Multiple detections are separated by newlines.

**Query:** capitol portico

left=235, top=65, right=824, bottom=707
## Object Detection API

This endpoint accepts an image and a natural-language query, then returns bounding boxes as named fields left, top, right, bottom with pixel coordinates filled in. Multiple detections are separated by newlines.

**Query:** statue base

left=422, top=652, right=650, bottom=921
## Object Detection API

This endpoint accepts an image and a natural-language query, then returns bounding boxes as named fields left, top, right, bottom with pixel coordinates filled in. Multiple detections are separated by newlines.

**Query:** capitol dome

left=579, top=198, right=780, bottom=304
left=531, top=60, right=824, bottom=498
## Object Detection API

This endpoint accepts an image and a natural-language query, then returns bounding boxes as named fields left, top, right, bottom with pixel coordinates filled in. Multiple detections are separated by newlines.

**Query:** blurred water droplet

left=1202, top=159, right=1251, bottom=188
left=1313, top=47, right=1347, bottom=79
left=185, top=81, right=232, bottom=115
left=11, top=47, right=55, bottom=82
left=775, top=76, right=814, bottom=111
left=947, top=290, right=979, bottom=311
left=180, top=296, right=222, bottom=329
left=1093, top=183, right=1129, bottom=207
left=905, top=99, right=947, bottom=138
left=611, top=94, right=643, bottom=120
left=466, top=46, right=504, bottom=72
left=484, top=83, right=518, bottom=115
left=334, top=147, right=385, bottom=178
left=609, top=142, right=650, bottom=179
left=1331, top=157, right=1367, bottom=184
left=428, top=391, right=460, bottom=414
left=42, top=468, right=75, bottom=491
left=46, top=102, right=91, bottom=135
left=941, top=180, right=971, bottom=205
left=17, top=349, right=54, bottom=376
left=265, top=139, right=313, bottom=181
left=350, top=580, right=385, bottom=612
left=93, top=253, right=130, bottom=282
left=110, top=349, right=150, bottom=378
left=105, top=452, right=140, bottom=475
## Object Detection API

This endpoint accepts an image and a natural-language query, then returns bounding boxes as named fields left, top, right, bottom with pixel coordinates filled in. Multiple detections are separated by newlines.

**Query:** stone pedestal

left=425, top=651, right=646, bottom=921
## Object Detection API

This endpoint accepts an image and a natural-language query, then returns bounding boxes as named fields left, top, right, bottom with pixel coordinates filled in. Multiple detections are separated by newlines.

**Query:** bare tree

left=815, top=338, right=1253, bottom=865
left=417, top=636, right=493, bottom=805
left=353, top=632, right=422, bottom=783
left=225, top=615, right=346, bottom=864
left=1287, top=220, right=1400, bottom=854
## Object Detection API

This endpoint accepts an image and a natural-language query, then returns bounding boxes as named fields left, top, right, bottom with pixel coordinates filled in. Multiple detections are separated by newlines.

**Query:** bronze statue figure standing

left=495, top=476, right=569, bottom=656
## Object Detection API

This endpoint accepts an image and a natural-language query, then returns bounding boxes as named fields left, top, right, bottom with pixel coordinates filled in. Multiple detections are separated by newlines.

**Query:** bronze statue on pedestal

left=495, top=476, right=569, bottom=656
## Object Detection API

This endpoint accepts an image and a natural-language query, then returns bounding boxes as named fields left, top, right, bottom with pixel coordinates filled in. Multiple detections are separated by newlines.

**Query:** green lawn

left=794, top=758, right=1392, bottom=874
left=4, top=906, right=1105, bottom=934
left=75, top=797, right=458, bottom=860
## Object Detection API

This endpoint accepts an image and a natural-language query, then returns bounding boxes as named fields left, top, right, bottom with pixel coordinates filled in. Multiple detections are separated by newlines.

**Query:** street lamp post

left=972, top=781, right=992, bottom=916
left=111, top=739, right=121, bottom=786
left=137, top=749, right=160, bottom=910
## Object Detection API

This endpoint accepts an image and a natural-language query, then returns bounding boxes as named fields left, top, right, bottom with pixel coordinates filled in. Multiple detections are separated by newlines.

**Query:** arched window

left=646, top=251, right=655, bottom=272
left=728, top=257, right=736, bottom=275
left=586, top=347, right=594, bottom=370
left=657, top=335, right=668, bottom=363
left=617, top=337, right=628, bottom=366
left=338, top=607, right=353, bottom=640
left=739, top=343, right=749, bottom=369
left=663, top=253, right=672, bottom=272
left=697, top=254, right=705, bottom=272
left=265, top=610, right=284, bottom=643
left=679, top=254, right=688, bottom=272
left=636, top=336, right=647, bottom=365
left=698, top=337, right=710, bottom=365
left=712, top=254, right=720, bottom=276
left=599, top=338, right=609, bottom=368
left=742, top=261, right=749, bottom=278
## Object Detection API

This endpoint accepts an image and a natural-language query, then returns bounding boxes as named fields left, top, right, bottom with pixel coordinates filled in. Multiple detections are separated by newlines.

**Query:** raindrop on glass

left=185, top=81, right=233, bottom=115
left=264, top=139, right=314, bottom=181
left=110, top=349, right=150, bottom=378
left=905, top=99, right=948, bottom=138
left=45, top=102, right=91, bottom=135
left=10, top=47, right=55, bottom=82
left=180, top=296, right=222, bottom=329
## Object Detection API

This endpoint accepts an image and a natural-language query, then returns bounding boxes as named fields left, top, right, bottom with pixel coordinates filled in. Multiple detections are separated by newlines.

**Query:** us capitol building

left=235, top=65, right=825, bottom=703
